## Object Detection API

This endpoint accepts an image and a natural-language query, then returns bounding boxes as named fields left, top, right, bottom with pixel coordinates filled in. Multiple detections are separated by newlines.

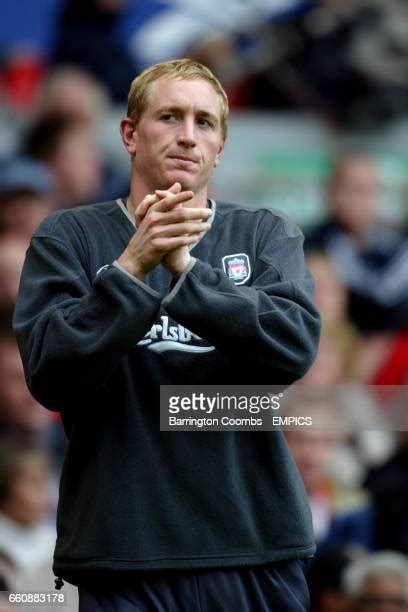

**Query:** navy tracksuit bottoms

left=78, top=560, right=310, bottom=611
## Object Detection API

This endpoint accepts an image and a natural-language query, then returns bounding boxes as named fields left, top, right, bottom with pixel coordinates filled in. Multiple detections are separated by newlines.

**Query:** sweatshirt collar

left=116, top=198, right=216, bottom=230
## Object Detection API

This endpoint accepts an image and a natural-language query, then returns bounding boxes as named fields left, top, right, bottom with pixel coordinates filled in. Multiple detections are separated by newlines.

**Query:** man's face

left=354, top=575, right=408, bottom=612
left=285, top=428, right=337, bottom=493
left=130, top=77, right=225, bottom=195
left=329, top=155, right=380, bottom=235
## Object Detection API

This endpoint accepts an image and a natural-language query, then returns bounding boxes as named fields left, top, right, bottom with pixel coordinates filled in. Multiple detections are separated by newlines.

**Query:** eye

left=197, top=117, right=213, bottom=128
left=160, top=113, right=177, bottom=122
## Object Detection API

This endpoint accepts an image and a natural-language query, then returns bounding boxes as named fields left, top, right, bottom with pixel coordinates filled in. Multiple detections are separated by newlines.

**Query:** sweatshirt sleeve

left=13, top=232, right=162, bottom=411
left=162, top=212, right=321, bottom=384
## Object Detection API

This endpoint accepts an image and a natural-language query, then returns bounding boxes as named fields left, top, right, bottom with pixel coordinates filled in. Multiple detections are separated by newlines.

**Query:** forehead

left=146, top=77, right=222, bottom=116
left=334, top=158, right=378, bottom=184
left=364, top=574, right=405, bottom=595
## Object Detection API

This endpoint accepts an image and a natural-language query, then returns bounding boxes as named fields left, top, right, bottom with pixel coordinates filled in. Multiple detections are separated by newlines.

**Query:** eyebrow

left=156, top=106, right=219, bottom=123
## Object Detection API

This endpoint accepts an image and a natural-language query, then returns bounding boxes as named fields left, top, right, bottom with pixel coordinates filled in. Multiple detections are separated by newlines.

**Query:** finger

left=169, top=207, right=213, bottom=222
left=155, top=182, right=182, bottom=198
left=136, top=193, right=157, bottom=212
left=151, top=221, right=211, bottom=237
left=148, top=191, right=194, bottom=213
left=186, top=232, right=202, bottom=245
left=135, top=193, right=158, bottom=224
left=153, top=234, right=203, bottom=251
left=168, top=182, right=182, bottom=195
left=147, top=207, right=213, bottom=226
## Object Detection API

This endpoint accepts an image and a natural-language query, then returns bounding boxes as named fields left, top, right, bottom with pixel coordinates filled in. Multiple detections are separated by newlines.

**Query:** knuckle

left=152, top=237, right=164, bottom=249
left=176, top=208, right=188, bottom=221
left=146, top=212, right=159, bottom=226
left=149, top=224, right=162, bottom=237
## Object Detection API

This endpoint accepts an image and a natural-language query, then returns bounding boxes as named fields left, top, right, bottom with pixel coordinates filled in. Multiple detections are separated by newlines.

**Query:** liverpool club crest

left=222, top=253, right=251, bottom=285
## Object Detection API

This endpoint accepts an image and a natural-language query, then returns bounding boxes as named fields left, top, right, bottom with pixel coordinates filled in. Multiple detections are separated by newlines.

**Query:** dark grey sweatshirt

left=13, top=199, right=320, bottom=586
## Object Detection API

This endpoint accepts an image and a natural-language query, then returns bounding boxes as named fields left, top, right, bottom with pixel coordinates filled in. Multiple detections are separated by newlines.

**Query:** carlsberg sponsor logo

left=137, top=316, right=214, bottom=353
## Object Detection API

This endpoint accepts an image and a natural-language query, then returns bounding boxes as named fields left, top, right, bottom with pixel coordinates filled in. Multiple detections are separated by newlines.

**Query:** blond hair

left=127, top=58, right=229, bottom=140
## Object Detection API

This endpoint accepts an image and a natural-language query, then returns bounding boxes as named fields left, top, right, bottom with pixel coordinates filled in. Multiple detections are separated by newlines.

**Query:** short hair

left=127, top=58, right=229, bottom=140
left=24, top=114, right=86, bottom=162
left=342, top=551, right=408, bottom=601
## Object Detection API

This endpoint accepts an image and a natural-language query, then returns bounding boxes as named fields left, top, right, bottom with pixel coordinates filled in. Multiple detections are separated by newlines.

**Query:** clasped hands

left=117, top=183, right=212, bottom=280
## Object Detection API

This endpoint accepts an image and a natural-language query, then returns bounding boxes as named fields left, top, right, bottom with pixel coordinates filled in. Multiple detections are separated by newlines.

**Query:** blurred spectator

left=23, top=114, right=103, bottom=208
left=36, top=66, right=109, bottom=127
left=342, top=551, right=408, bottom=612
left=301, top=329, right=355, bottom=385
left=365, top=429, right=408, bottom=555
left=52, top=0, right=136, bottom=102
left=32, top=67, right=129, bottom=202
left=306, top=252, right=352, bottom=328
left=299, top=280, right=396, bottom=486
left=0, top=235, right=28, bottom=316
left=23, top=112, right=128, bottom=207
left=298, top=252, right=396, bottom=485
left=305, top=152, right=408, bottom=333
left=285, top=394, right=374, bottom=557
left=0, top=434, right=55, bottom=591
left=303, top=252, right=361, bottom=384
left=0, top=157, right=56, bottom=243
left=307, top=545, right=361, bottom=612
left=0, top=327, right=53, bottom=438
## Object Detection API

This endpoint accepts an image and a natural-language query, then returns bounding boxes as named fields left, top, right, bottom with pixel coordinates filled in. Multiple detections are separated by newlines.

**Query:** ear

left=213, top=140, right=225, bottom=168
left=120, top=117, right=137, bottom=156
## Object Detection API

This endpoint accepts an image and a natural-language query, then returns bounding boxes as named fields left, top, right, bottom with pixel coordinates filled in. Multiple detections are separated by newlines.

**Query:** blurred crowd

left=1, top=0, right=408, bottom=610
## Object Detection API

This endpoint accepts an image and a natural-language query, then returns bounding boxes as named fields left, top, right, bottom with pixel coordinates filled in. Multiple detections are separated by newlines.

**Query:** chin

left=162, top=172, right=195, bottom=192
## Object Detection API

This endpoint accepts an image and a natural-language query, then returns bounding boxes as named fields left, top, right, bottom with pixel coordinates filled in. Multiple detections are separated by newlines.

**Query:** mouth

left=168, top=155, right=198, bottom=164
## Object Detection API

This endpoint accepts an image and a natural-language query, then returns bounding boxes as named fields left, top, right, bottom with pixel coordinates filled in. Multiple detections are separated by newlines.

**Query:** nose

left=177, top=118, right=196, bottom=148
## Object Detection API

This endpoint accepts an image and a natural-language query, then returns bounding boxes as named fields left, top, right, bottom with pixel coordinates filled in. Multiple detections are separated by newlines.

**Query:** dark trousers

left=78, top=560, right=310, bottom=612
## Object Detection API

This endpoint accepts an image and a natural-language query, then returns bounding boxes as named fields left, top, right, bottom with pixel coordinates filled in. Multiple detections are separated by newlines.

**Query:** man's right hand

left=117, top=189, right=212, bottom=281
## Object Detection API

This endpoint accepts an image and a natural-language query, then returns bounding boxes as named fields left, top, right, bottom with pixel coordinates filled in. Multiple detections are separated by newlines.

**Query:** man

left=24, top=114, right=104, bottom=208
left=305, top=152, right=408, bottom=333
left=13, top=59, right=320, bottom=611
left=342, top=551, right=408, bottom=612
left=0, top=157, right=55, bottom=243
